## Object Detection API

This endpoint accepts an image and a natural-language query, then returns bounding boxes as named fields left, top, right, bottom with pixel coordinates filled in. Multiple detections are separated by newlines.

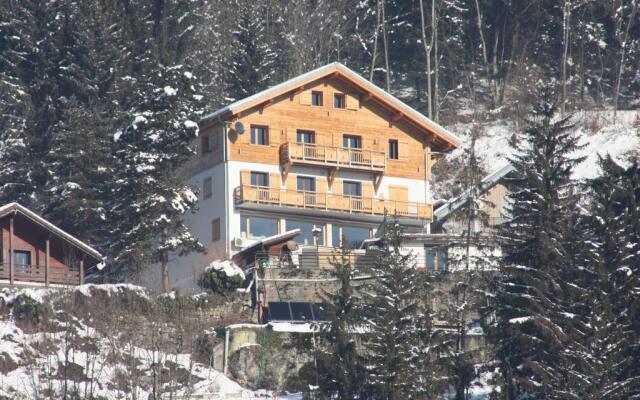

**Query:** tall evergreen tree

left=108, top=65, right=204, bottom=288
left=491, top=82, right=586, bottom=399
left=360, top=220, right=437, bottom=399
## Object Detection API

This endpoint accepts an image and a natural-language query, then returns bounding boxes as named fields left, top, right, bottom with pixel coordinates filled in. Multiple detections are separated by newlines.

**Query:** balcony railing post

left=80, top=258, right=84, bottom=285
left=45, top=238, right=50, bottom=287
left=9, top=215, right=14, bottom=286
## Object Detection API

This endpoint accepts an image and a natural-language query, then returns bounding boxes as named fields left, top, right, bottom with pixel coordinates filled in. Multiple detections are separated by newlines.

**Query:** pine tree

left=108, top=64, right=204, bottom=288
left=360, top=220, right=437, bottom=399
left=580, top=157, right=640, bottom=398
left=317, top=244, right=365, bottom=399
left=225, top=0, right=278, bottom=101
left=491, top=82, right=586, bottom=399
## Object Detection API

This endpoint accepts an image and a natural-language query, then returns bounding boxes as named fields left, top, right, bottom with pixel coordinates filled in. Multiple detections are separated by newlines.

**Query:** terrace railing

left=281, top=142, right=386, bottom=172
left=0, top=263, right=81, bottom=285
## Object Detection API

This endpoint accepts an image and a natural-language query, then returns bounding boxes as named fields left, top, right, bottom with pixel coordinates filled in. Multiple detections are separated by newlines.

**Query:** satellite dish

left=234, top=121, right=245, bottom=134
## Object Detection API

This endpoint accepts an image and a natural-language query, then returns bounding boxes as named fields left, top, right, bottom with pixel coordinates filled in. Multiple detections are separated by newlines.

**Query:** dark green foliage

left=11, top=294, right=52, bottom=326
left=198, top=266, right=245, bottom=295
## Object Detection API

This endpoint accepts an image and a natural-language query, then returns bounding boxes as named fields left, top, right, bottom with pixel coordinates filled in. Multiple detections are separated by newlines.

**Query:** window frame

left=14, top=250, right=31, bottom=267
left=250, top=125, right=269, bottom=146
left=388, top=139, right=399, bottom=160
left=211, top=218, right=221, bottom=242
left=201, top=134, right=211, bottom=155
left=296, top=130, right=316, bottom=144
left=296, top=176, right=316, bottom=192
left=203, top=177, right=213, bottom=199
left=342, top=134, right=362, bottom=149
left=333, top=93, right=346, bottom=109
left=250, top=171, right=269, bottom=187
left=311, top=91, right=323, bottom=107
left=342, top=180, right=362, bottom=197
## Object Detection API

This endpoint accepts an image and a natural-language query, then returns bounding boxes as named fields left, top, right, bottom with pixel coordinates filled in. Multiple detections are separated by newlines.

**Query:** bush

left=198, top=261, right=245, bottom=295
left=11, top=294, right=51, bottom=326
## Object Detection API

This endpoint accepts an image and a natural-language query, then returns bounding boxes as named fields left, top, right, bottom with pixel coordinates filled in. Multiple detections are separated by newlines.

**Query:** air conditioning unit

left=233, top=237, right=245, bottom=248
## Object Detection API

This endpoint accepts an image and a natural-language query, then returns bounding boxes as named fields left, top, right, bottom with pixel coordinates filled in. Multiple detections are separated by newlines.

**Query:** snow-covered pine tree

left=581, top=156, right=640, bottom=399
left=108, top=65, right=204, bottom=289
left=491, top=81, right=586, bottom=399
left=360, top=220, right=438, bottom=399
left=317, top=244, right=365, bottom=399
left=224, top=0, right=278, bottom=102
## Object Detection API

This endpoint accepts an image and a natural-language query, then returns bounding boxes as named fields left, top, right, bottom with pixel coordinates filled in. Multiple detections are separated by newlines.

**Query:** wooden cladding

left=234, top=185, right=432, bottom=219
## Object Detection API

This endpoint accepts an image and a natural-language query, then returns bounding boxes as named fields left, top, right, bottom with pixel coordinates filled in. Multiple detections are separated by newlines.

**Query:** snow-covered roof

left=0, top=203, right=103, bottom=263
left=231, top=229, right=302, bottom=265
left=434, top=162, right=515, bottom=222
left=200, top=62, right=461, bottom=150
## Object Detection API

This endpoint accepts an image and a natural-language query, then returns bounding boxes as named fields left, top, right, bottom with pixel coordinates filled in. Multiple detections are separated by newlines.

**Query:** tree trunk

left=369, top=0, right=381, bottom=82
left=381, top=0, right=390, bottom=92
left=433, top=0, right=439, bottom=122
left=419, top=0, right=433, bottom=118
left=161, top=251, right=169, bottom=292
left=561, top=0, right=571, bottom=116
left=614, top=0, right=639, bottom=122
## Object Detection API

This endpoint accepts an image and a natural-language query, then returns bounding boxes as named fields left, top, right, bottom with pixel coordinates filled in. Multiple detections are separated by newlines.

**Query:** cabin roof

left=433, top=162, right=516, bottom=222
left=0, top=202, right=103, bottom=264
left=231, top=229, right=302, bottom=266
left=200, top=62, right=460, bottom=150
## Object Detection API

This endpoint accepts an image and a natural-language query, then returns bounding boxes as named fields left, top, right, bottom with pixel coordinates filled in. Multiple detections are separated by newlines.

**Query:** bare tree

left=613, top=0, right=639, bottom=121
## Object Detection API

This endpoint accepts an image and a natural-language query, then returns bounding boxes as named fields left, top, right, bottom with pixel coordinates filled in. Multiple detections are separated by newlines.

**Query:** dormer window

left=312, top=91, right=323, bottom=106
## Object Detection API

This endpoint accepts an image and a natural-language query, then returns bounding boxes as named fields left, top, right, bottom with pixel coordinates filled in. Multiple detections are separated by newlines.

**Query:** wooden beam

left=79, top=258, right=84, bottom=285
left=45, top=238, right=50, bottom=287
left=374, top=172, right=384, bottom=192
left=327, top=168, right=337, bottom=188
left=391, top=112, right=403, bottom=121
left=361, top=92, right=373, bottom=102
left=9, top=215, right=14, bottom=285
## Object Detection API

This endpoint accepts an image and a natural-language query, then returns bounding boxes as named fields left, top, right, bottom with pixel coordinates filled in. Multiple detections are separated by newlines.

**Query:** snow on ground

left=0, top=285, right=296, bottom=399
left=445, top=109, right=639, bottom=181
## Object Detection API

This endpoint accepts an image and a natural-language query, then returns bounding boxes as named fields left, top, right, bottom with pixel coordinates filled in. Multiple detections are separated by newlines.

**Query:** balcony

left=0, top=263, right=81, bottom=286
left=234, top=185, right=433, bottom=220
left=280, top=142, right=386, bottom=173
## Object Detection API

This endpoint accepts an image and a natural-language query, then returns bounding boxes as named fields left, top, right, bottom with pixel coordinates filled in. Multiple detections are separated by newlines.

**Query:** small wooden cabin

left=0, top=203, right=103, bottom=286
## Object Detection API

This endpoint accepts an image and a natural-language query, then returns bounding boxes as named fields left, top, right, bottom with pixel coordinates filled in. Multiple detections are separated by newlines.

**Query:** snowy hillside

left=436, top=110, right=640, bottom=198
left=0, top=285, right=299, bottom=400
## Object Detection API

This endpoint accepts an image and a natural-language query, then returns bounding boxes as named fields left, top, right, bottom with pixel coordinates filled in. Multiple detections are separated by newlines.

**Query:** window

left=333, top=93, right=345, bottom=109
left=250, top=172, right=269, bottom=187
left=201, top=135, right=211, bottom=155
left=343, top=181, right=362, bottom=197
left=14, top=250, right=31, bottom=267
left=297, top=176, right=316, bottom=192
left=426, top=246, right=448, bottom=273
left=296, top=130, right=315, bottom=144
left=389, top=139, right=399, bottom=160
left=311, top=91, right=323, bottom=106
left=211, top=218, right=221, bottom=242
left=341, top=226, right=371, bottom=248
left=241, top=216, right=279, bottom=239
left=287, top=220, right=324, bottom=246
left=250, top=125, right=269, bottom=145
left=343, top=134, right=362, bottom=149
left=203, top=177, right=213, bottom=199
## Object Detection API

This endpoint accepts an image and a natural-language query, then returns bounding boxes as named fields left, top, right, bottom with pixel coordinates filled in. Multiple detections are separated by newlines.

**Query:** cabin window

left=333, top=93, right=345, bottom=109
left=241, top=216, right=279, bottom=239
left=389, top=139, right=399, bottom=160
left=311, top=91, right=323, bottom=106
left=296, top=130, right=315, bottom=144
left=335, top=225, right=371, bottom=248
left=14, top=250, right=31, bottom=267
left=250, top=172, right=269, bottom=187
left=287, top=220, right=324, bottom=246
left=201, top=135, right=211, bottom=155
left=250, top=125, right=269, bottom=145
left=203, top=177, right=213, bottom=199
left=297, top=176, right=316, bottom=192
left=426, top=246, right=448, bottom=273
left=342, top=134, right=362, bottom=149
left=342, top=181, right=362, bottom=197
left=211, top=218, right=221, bottom=242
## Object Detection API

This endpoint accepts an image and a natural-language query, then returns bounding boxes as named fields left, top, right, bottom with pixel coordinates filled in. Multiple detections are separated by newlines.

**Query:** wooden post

left=9, top=215, right=14, bottom=285
left=79, top=258, right=84, bottom=285
left=45, top=238, right=50, bottom=287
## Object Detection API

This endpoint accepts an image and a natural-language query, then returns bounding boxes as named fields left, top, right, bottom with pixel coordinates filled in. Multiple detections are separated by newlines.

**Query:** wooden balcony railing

left=0, top=263, right=81, bottom=285
left=281, top=142, right=386, bottom=172
left=234, top=185, right=433, bottom=219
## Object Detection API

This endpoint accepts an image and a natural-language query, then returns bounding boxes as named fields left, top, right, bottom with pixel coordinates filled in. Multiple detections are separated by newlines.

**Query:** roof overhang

left=0, top=203, right=103, bottom=264
left=199, top=62, right=460, bottom=151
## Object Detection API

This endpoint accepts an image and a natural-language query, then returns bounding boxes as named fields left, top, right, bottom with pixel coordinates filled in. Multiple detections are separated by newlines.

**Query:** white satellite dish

left=234, top=121, right=245, bottom=134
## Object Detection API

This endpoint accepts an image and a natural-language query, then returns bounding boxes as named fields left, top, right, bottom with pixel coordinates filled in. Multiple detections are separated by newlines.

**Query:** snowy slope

left=0, top=285, right=300, bottom=400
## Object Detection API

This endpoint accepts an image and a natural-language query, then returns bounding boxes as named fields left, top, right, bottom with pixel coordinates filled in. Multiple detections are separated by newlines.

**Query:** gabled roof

left=232, top=229, right=302, bottom=266
left=434, top=162, right=515, bottom=222
left=200, top=62, right=460, bottom=150
left=0, top=203, right=103, bottom=264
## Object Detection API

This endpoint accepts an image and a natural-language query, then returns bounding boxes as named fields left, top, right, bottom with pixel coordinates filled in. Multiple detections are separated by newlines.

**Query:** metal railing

left=281, top=142, right=386, bottom=171
left=438, top=217, right=509, bottom=235
left=0, top=263, right=81, bottom=285
left=256, top=249, right=380, bottom=270
left=234, top=185, right=433, bottom=219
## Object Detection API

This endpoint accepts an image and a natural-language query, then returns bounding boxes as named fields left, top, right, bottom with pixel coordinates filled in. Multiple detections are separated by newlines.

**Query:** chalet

left=0, top=203, right=103, bottom=286
left=145, top=62, right=461, bottom=292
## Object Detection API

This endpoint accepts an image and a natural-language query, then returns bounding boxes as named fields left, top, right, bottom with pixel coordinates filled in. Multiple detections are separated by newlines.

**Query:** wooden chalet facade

left=0, top=203, right=103, bottom=286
